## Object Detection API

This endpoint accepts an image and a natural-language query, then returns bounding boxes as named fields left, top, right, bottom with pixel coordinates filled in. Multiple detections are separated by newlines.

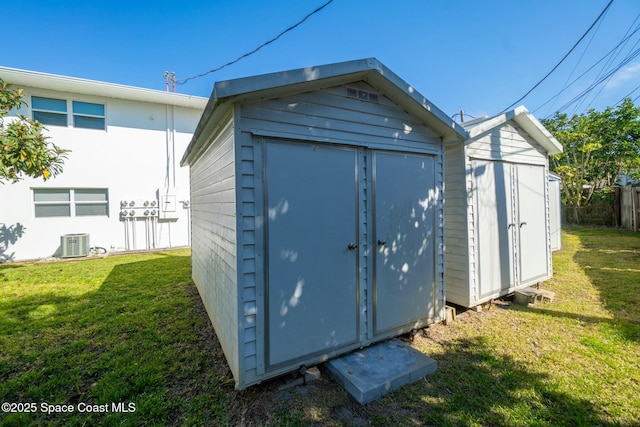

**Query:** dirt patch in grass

left=221, top=305, right=517, bottom=426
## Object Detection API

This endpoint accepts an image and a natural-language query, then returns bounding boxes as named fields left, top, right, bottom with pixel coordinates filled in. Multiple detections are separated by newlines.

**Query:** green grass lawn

left=0, top=249, right=230, bottom=426
left=409, top=226, right=640, bottom=426
left=1, top=227, right=639, bottom=426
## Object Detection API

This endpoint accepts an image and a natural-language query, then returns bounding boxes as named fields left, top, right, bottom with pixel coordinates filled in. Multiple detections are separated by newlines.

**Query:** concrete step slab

left=326, top=339, right=437, bottom=405
left=515, top=286, right=556, bottom=306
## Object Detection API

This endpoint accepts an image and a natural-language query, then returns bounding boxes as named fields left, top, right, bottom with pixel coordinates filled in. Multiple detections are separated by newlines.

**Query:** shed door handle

left=520, top=222, right=527, bottom=228
left=348, top=243, right=358, bottom=250
left=508, top=223, right=515, bottom=229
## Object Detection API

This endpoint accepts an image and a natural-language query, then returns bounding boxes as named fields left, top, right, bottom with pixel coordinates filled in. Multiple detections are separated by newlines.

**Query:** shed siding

left=548, top=175, right=562, bottom=251
left=435, top=151, right=446, bottom=320
left=543, top=166, right=553, bottom=282
left=189, top=118, right=240, bottom=381
left=466, top=124, right=547, bottom=165
left=240, top=82, right=442, bottom=152
left=359, top=151, right=372, bottom=341
left=444, top=143, right=471, bottom=306
left=236, top=121, right=261, bottom=387
left=465, top=157, right=480, bottom=305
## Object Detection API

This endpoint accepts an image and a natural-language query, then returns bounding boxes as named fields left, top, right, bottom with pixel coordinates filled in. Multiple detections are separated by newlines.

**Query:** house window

left=34, top=188, right=109, bottom=218
left=74, top=189, right=109, bottom=216
left=31, top=97, right=106, bottom=130
left=33, top=188, right=71, bottom=217
left=31, top=96, right=67, bottom=127
left=73, top=101, right=105, bottom=130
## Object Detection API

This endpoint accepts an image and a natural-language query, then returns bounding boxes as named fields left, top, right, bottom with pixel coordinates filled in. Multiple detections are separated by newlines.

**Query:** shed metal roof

left=462, top=106, right=563, bottom=155
left=181, top=58, right=467, bottom=166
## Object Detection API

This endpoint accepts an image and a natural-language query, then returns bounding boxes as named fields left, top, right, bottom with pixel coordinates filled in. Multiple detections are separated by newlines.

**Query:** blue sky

left=3, top=0, right=639, bottom=120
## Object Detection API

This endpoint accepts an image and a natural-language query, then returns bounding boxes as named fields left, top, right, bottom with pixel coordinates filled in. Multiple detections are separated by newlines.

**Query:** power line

left=500, top=0, right=614, bottom=113
left=532, top=22, right=640, bottom=114
left=615, top=82, right=640, bottom=106
left=178, top=0, right=334, bottom=85
left=578, top=13, right=640, bottom=113
left=553, top=45, right=640, bottom=114
left=542, top=9, right=608, bottom=117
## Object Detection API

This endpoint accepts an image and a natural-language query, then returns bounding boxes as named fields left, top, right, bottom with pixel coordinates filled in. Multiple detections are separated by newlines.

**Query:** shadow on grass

left=252, top=335, right=613, bottom=426
left=569, top=227, right=640, bottom=341
left=0, top=263, right=22, bottom=283
left=521, top=306, right=640, bottom=344
left=0, top=252, right=232, bottom=426
left=412, top=335, right=610, bottom=427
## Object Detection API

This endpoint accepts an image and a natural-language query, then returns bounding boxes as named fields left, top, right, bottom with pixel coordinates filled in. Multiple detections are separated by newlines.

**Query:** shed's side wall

left=435, top=151, right=447, bottom=321
left=444, top=143, right=472, bottom=306
left=189, top=117, right=240, bottom=382
left=235, top=107, right=262, bottom=388
left=549, top=176, right=562, bottom=251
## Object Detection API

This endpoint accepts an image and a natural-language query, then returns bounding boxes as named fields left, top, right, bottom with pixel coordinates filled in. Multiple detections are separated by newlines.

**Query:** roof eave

left=182, top=58, right=467, bottom=165
left=465, top=106, right=563, bottom=155
left=363, top=66, right=466, bottom=143
left=0, top=66, right=208, bottom=109
left=510, top=106, right=563, bottom=155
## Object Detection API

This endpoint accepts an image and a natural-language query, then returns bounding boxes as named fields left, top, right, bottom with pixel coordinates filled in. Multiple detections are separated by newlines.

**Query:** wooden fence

left=561, top=186, right=639, bottom=231
left=619, top=186, right=640, bottom=231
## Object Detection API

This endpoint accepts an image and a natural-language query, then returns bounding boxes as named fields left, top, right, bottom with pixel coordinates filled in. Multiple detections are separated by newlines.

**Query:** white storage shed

left=444, top=106, right=563, bottom=308
left=180, top=58, right=466, bottom=389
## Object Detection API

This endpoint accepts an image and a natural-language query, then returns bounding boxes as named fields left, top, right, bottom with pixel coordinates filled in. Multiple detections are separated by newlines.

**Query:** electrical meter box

left=157, top=188, right=179, bottom=220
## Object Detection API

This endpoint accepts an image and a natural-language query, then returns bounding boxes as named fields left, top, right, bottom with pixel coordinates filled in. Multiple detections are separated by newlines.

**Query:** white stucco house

left=0, top=67, right=207, bottom=261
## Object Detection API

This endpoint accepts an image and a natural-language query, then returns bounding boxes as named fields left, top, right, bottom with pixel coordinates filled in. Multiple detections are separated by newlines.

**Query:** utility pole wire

left=532, top=21, right=640, bottom=114
left=500, top=0, right=614, bottom=113
left=554, top=44, right=640, bottom=114
left=576, top=13, right=640, bottom=114
left=178, top=0, right=334, bottom=85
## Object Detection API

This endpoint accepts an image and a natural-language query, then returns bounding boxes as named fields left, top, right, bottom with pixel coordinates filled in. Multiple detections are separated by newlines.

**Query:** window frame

left=33, top=188, right=110, bottom=218
left=33, top=188, right=71, bottom=218
left=72, top=100, right=106, bottom=130
left=30, top=96, right=107, bottom=130
left=31, top=96, right=68, bottom=127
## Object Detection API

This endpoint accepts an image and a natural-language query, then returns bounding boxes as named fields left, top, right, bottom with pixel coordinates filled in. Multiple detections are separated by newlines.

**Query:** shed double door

left=265, top=141, right=436, bottom=368
left=472, top=160, right=548, bottom=300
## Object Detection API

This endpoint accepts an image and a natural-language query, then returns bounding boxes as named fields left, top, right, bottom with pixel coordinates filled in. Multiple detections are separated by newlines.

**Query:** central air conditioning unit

left=60, top=234, right=90, bottom=258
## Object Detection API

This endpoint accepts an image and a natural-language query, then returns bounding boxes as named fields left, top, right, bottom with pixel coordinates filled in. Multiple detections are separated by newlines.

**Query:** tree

left=0, top=78, right=69, bottom=183
left=542, top=99, right=640, bottom=223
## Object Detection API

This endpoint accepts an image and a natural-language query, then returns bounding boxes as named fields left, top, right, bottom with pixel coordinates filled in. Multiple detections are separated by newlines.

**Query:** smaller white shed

left=181, top=58, right=466, bottom=389
left=444, top=106, right=563, bottom=308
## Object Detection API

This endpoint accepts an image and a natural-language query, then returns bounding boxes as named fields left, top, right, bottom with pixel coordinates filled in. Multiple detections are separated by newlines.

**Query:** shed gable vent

left=346, top=87, right=379, bottom=103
